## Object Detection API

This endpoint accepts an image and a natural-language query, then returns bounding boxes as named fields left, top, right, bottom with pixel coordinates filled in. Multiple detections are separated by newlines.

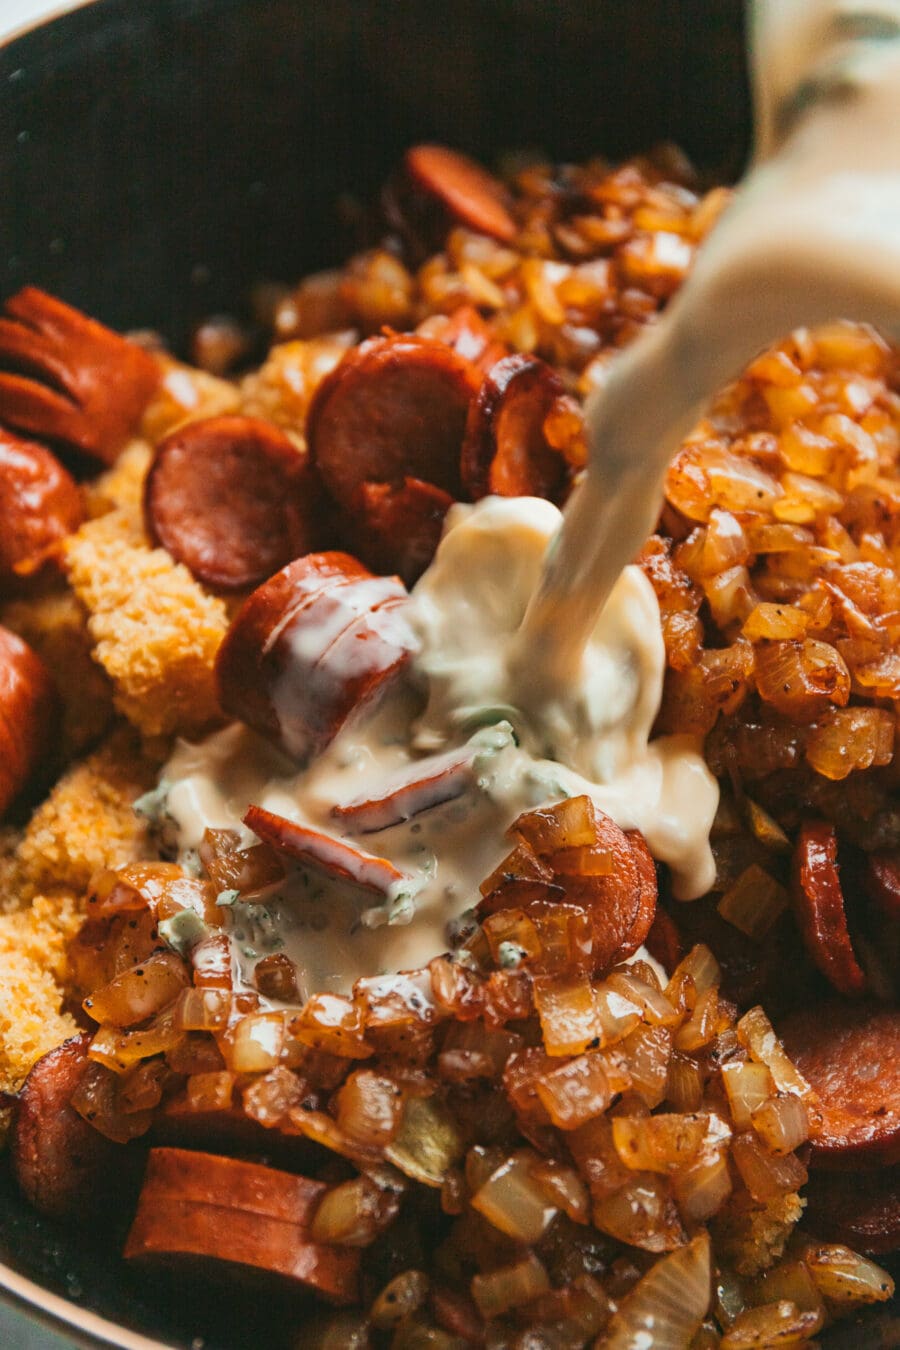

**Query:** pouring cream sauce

left=160, top=0, right=900, bottom=997
left=163, top=498, right=716, bottom=996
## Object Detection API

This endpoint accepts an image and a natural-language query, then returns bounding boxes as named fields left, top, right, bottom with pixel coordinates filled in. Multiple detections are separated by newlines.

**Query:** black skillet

left=0, top=1, right=897, bottom=1345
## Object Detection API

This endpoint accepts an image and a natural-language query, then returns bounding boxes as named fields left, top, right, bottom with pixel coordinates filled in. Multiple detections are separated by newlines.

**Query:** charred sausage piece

left=792, top=821, right=867, bottom=996
left=145, top=415, right=326, bottom=591
left=347, top=476, right=453, bottom=586
left=125, top=1148, right=359, bottom=1303
left=216, top=552, right=417, bottom=762
left=552, top=814, right=643, bottom=973
left=307, top=334, right=481, bottom=509
left=10, top=1034, right=120, bottom=1217
left=332, top=744, right=477, bottom=833
left=0, top=624, right=58, bottom=817
left=0, top=287, right=160, bottom=464
left=804, top=1166, right=900, bottom=1254
left=611, top=830, right=659, bottom=964
left=244, top=805, right=409, bottom=897
left=779, top=1001, right=900, bottom=1166
left=460, top=353, right=572, bottom=502
left=0, top=428, right=83, bottom=586
left=396, top=145, right=517, bottom=248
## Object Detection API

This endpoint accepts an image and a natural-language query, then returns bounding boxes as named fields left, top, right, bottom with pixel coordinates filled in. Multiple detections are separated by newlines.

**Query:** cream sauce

left=161, top=499, right=716, bottom=996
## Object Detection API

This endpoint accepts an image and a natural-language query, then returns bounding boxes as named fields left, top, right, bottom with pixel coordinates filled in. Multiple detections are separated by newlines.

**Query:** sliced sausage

left=403, top=145, right=517, bottom=244
left=306, top=334, right=481, bottom=509
left=145, top=415, right=326, bottom=591
left=332, top=744, right=477, bottom=833
left=520, top=812, right=643, bottom=974
left=244, top=806, right=409, bottom=897
left=0, top=624, right=58, bottom=817
left=612, top=830, right=658, bottom=964
left=216, top=551, right=417, bottom=763
left=10, top=1034, right=120, bottom=1217
left=779, top=1001, right=900, bottom=1165
left=0, top=286, right=160, bottom=463
left=460, top=353, right=571, bottom=502
left=0, top=427, right=83, bottom=585
left=792, top=821, right=867, bottom=996
left=346, top=476, right=453, bottom=585
left=804, top=1166, right=900, bottom=1254
left=125, top=1148, right=359, bottom=1303
left=644, top=907, right=683, bottom=975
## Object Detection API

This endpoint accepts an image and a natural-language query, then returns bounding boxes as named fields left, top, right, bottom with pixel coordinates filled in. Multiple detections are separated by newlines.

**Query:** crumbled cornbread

left=83, top=438, right=153, bottom=520
left=0, top=892, right=83, bottom=1099
left=239, top=335, right=352, bottom=434
left=64, top=507, right=228, bottom=738
left=713, top=1190, right=805, bottom=1276
left=1, top=589, right=114, bottom=758
left=15, top=726, right=157, bottom=901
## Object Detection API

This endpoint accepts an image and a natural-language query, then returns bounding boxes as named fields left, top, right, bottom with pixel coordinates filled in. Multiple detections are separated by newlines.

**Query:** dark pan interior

left=0, top=2, right=895, bottom=1347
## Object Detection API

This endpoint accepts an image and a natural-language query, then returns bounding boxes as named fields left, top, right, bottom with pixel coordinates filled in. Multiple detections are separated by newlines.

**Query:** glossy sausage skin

left=10, top=1034, right=119, bottom=1217
left=383, top=145, right=517, bottom=261
left=0, top=427, right=83, bottom=586
left=345, top=476, right=453, bottom=586
left=307, top=333, right=481, bottom=509
left=791, top=821, right=867, bottom=996
left=804, top=1166, right=900, bottom=1254
left=461, top=353, right=570, bottom=501
left=125, top=1148, right=359, bottom=1303
left=780, top=1001, right=900, bottom=1166
left=216, top=551, right=417, bottom=763
left=0, top=286, right=160, bottom=464
left=0, top=624, right=59, bottom=818
left=145, top=415, right=326, bottom=591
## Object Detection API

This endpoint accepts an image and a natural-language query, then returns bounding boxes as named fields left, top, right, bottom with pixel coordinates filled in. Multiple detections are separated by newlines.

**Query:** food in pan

left=0, top=144, right=897, bottom=1347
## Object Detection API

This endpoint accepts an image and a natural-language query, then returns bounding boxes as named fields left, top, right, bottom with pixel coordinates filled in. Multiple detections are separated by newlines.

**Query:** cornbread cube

left=1, top=589, right=114, bottom=758
left=65, top=507, right=229, bottom=738
left=14, top=726, right=157, bottom=901
left=0, top=892, right=82, bottom=1101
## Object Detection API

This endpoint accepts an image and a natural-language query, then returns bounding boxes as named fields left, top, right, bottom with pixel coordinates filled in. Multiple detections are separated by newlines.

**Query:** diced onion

left=731, top=1131, right=807, bottom=1203
left=471, top=1252, right=550, bottom=1319
left=717, top=865, right=789, bottom=939
left=224, top=1011, right=285, bottom=1073
left=719, top=1299, right=822, bottom=1348
left=721, top=1060, right=776, bottom=1130
left=534, top=1051, right=613, bottom=1129
left=602, top=1233, right=711, bottom=1349
left=751, top=1093, right=809, bottom=1155
left=82, top=951, right=189, bottom=1028
left=736, top=1008, right=812, bottom=1099
left=534, top=973, right=600, bottom=1056
left=471, top=1151, right=558, bottom=1243
left=369, top=1271, right=430, bottom=1329
left=673, top=1148, right=733, bottom=1222
left=335, top=1070, right=405, bottom=1148
left=802, top=1242, right=895, bottom=1305
left=385, top=1095, right=465, bottom=1187
left=186, top=1070, right=235, bottom=1113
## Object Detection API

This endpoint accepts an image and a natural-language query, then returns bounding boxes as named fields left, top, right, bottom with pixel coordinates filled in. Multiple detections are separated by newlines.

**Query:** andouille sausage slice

left=347, top=476, right=453, bottom=585
left=792, top=821, right=867, bottom=996
left=145, top=415, right=325, bottom=591
left=403, top=145, right=517, bottom=244
left=0, top=624, right=58, bottom=817
left=244, top=806, right=409, bottom=897
left=0, top=286, right=160, bottom=463
left=11, top=1034, right=119, bottom=1217
left=307, top=334, right=482, bottom=509
left=0, top=428, right=83, bottom=585
left=460, top=353, right=571, bottom=502
left=529, top=814, right=648, bottom=974
left=332, top=744, right=477, bottom=833
left=125, top=1148, right=359, bottom=1303
left=216, top=551, right=417, bottom=762
left=780, top=1001, right=900, bottom=1166
left=866, top=851, right=900, bottom=922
